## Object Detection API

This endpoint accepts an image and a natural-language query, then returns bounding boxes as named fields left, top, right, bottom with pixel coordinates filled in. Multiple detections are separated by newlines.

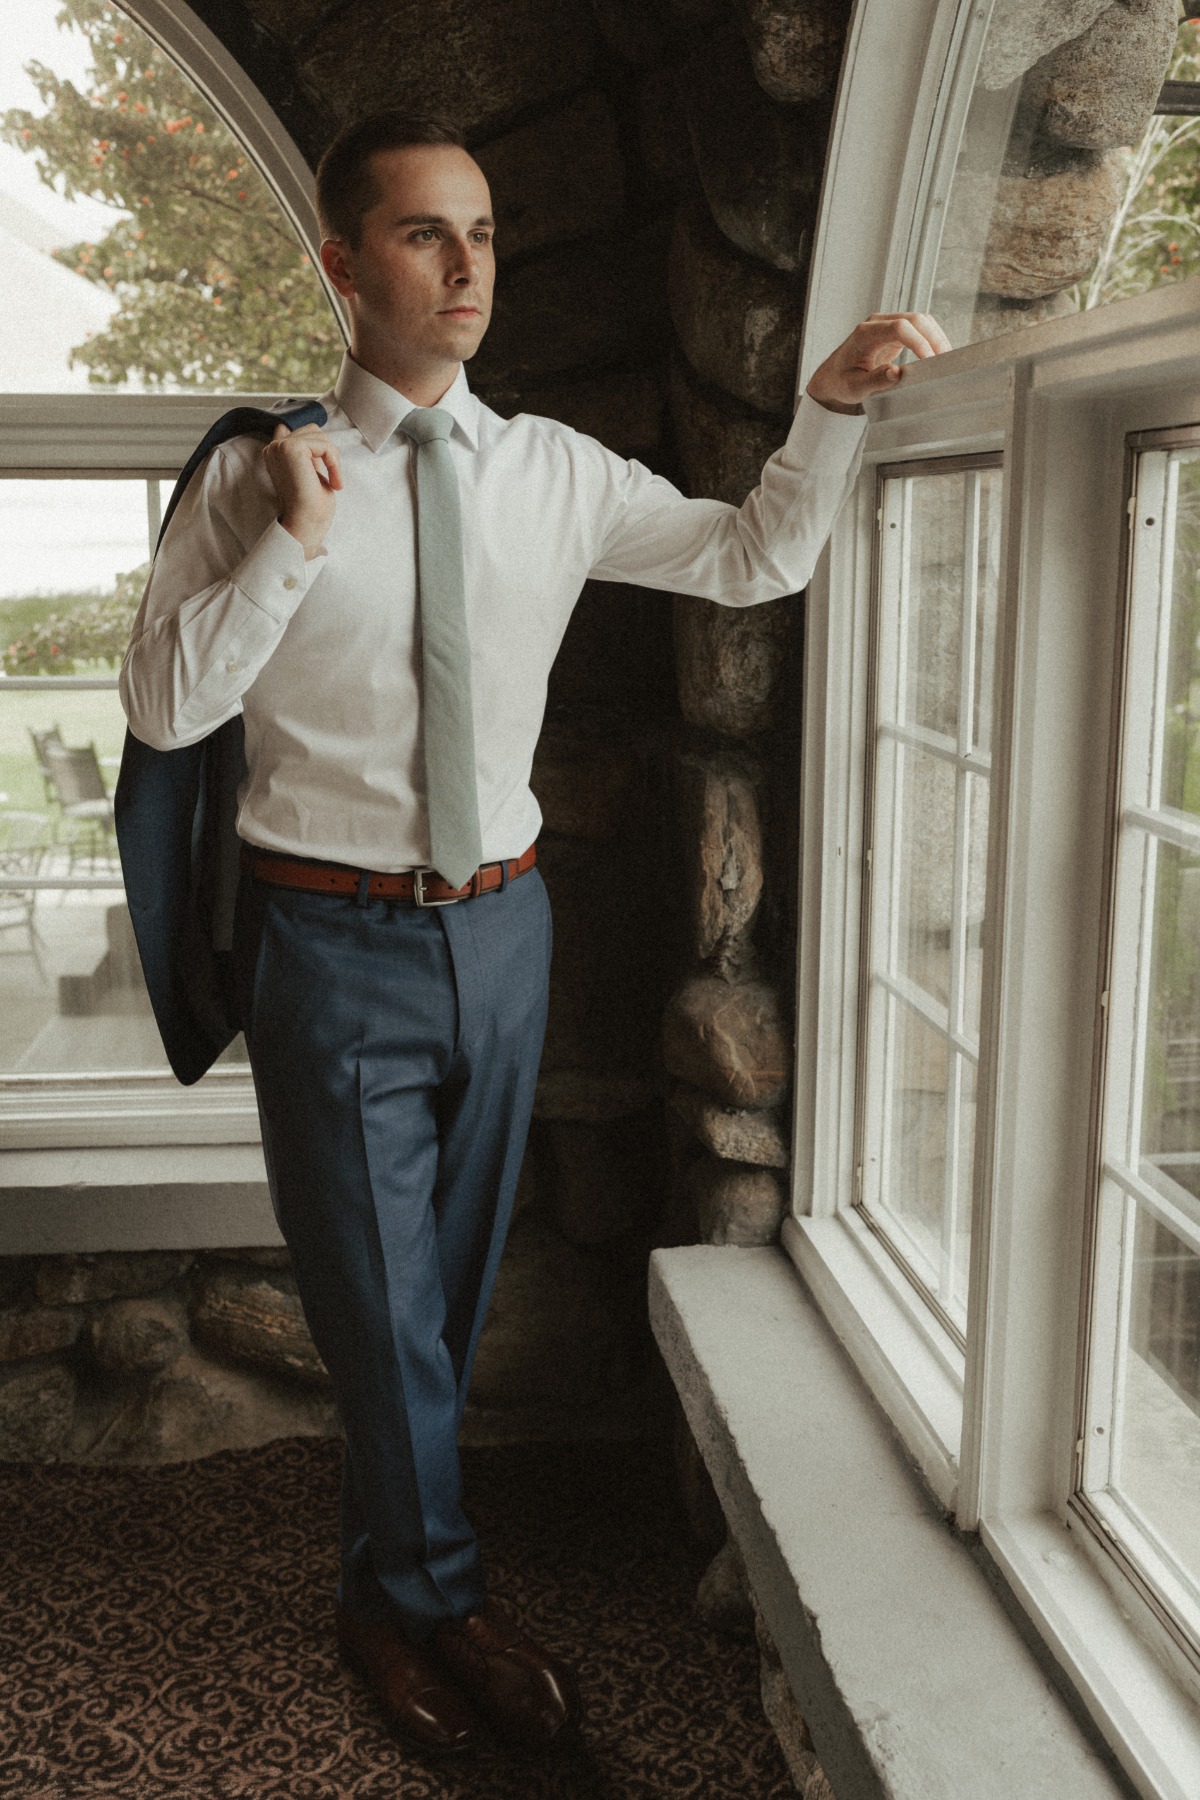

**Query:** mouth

left=439, top=306, right=481, bottom=319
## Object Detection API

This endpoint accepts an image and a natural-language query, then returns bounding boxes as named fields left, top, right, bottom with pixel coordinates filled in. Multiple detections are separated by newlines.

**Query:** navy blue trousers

left=232, top=857, right=551, bottom=1638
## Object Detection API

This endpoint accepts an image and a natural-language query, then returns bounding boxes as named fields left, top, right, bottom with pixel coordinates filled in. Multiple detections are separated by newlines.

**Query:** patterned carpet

left=0, top=1437, right=793, bottom=1799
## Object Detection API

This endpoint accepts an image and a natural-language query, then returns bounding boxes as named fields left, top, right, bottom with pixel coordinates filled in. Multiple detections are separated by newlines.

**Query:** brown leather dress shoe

left=336, top=1604, right=481, bottom=1755
left=432, top=1598, right=581, bottom=1753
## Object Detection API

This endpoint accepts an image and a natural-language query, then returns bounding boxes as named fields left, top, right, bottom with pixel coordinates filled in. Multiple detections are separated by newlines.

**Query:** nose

left=445, top=233, right=478, bottom=286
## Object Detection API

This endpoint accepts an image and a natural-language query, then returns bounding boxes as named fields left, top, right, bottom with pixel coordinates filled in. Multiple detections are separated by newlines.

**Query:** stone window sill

left=649, top=1245, right=1133, bottom=1800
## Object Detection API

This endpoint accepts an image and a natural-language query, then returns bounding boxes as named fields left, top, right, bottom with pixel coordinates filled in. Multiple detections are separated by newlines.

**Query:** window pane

left=928, top=14, right=1200, bottom=347
left=902, top=475, right=963, bottom=738
left=861, top=461, right=1003, bottom=1338
left=1083, top=438, right=1200, bottom=1647
left=1160, top=451, right=1200, bottom=820
left=0, top=475, right=247, bottom=1078
left=0, top=0, right=341, bottom=392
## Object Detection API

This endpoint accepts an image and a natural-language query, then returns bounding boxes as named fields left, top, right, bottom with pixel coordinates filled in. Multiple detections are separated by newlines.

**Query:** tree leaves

left=0, top=0, right=342, bottom=391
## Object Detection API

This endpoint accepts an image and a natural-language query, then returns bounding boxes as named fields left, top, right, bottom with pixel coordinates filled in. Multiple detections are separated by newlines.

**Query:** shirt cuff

left=784, top=390, right=869, bottom=471
left=232, top=518, right=326, bottom=621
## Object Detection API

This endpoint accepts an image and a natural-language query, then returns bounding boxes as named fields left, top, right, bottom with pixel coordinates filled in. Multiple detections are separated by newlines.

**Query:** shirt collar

left=333, top=353, right=479, bottom=453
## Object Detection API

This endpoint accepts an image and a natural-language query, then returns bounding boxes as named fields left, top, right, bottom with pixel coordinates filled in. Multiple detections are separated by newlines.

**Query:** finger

left=912, top=311, right=953, bottom=355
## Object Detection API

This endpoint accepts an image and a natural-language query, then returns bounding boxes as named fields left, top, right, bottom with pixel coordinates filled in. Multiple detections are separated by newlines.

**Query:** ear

left=320, top=236, right=356, bottom=298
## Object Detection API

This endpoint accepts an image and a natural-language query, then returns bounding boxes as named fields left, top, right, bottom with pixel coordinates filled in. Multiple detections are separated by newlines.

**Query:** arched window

left=0, top=2, right=343, bottom=1162
left=789, top=1, right=1200, bottom=1791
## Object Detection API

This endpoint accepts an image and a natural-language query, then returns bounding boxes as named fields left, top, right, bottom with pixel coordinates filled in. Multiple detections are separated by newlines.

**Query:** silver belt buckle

left=412, top=867, right=461, bottom=907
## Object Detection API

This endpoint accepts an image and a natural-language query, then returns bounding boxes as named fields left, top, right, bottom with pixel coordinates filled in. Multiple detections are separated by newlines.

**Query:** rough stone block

left=0, top=1257, right=29, bottom=1308
left=36, top=1252, right=194, bottom=1308
left=971, top=288, right=1077, bottom=341
left=301, top=0, right=599, bottom=138
left=681, top=27, right=820, bottom=273
left=670, top=354, right=786, bottom=507
left=531, top=725, right=640, bottom=838
left=589, top=0, right=672, bottom=63
left=978, top=152, right=1125, bottom=300
left=696, top=1534, right=755, bottom=1636
left=534, top=1069, right=660, bottom=1122
left=691, top=1157, right=785, bottom=1245
left=240, top=0, right=336, bottom=38
left=476, top=91, right=624, bottom=264
left=979, top=0, right=1111, bottom=91
left=481, top=368, right=665, bottom=460
left=469, top=1214, right=643, bottom=1405
left=192, top=1270, right=329, bottom=1386
left=0, top=1359, right=75, bottom=1460
left=471, top=237, right=629, bottom=388
left=638, top=67, right=699, bottom=214
left=674, top=593, right=793, bottom=737
left=670, top=1084, right=789, bottom=1167
left=677, top=750, right=764, bottom=964
left=761, top=1658, right=819, bottom=1788
left=545, top=1114, right=664, bottom=1247
left=0, top=1305, right=80, bottom=1363
left=546, top=581, right=676, bottom=718
left=669, top=202, right=803, bottom=414
left=672, top=1399, right=727, bottom=1552
left=90, top=1298, right=189, bottom=1375
left=663, top=974, right=791, bottom=1108
left=538, top=835, right=663, bottom=1082
left=1037, top=0, right=1178, bottom=151
left=803, top=1769, right=837, bottom=1800
left=231, top=1247, right=293, bottom=1269
left=736, top=0, right=851, bottom=105
left=109, top=1352, right=339, bottom=1464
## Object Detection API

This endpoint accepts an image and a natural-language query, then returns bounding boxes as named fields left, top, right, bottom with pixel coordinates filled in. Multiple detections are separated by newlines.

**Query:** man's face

left=324, top=144, right=495, bottom=372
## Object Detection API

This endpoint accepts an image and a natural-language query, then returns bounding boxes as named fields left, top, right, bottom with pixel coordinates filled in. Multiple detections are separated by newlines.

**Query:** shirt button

left=226, top=661, right=241, bottom=673
left=283, top=575, right=298, bottom=591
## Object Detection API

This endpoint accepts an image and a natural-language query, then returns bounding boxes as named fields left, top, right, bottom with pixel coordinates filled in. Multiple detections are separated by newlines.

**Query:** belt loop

left=498, top=858, right=510, bottom=894
left=355, top=868, right=371, bottom=907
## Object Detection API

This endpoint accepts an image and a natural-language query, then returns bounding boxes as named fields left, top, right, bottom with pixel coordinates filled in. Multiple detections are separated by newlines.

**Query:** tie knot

left=399, top=406, right=454, bottom=447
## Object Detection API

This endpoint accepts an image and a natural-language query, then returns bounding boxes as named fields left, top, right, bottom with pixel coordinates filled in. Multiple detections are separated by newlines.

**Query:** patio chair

left=40, top=741, right=118, bottom=872
left=0, top=810, right=50, bottom=983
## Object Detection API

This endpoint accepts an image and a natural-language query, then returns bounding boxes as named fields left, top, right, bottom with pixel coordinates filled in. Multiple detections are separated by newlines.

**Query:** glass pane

left=930, top=15, right=1200, bottom=347
left=882, top=997, right=948, bottom=1281
left=0, top=474, right=247, bottom=1076
left=891, top=744, right=956, bottom=1012
left=1115, top=1205, right=1200, bottom=1588
left=901, top=474, right=964, bottom=739
left=1140, top=838, right=1200, bottom=1186
left=972, top=469, right=1003, bottom=756
left=0, top=0, right=341, bottom=392
left=962, top=771, right=989, bottom=1044
left=1159, top=451, right=1200, bottom=820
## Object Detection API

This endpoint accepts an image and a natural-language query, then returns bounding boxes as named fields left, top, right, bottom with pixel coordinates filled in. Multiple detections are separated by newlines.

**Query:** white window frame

left=789, top=0, right=1200, bottom=1792
left=0, top=0, right=346, bottom=1178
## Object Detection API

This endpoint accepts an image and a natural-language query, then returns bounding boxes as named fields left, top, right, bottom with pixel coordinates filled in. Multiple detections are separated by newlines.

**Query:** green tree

left=1075, top=16, right=1200, bottom=309
left=0, top=0, right=343, bottom=390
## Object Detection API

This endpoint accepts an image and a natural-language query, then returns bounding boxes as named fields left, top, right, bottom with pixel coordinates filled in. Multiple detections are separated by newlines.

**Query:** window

left=0, top=0, right=344, bottom=1150
left=1078, top=430, right=1200, bottom=1663
left=792, top=0, right=1200, bottom=1791
left=859, top=457, right=1003, bottom=1339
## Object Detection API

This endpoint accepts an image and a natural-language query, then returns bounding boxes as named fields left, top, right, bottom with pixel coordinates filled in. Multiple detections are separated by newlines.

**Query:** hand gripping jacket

left=114, top=399, right=327, bottom=1085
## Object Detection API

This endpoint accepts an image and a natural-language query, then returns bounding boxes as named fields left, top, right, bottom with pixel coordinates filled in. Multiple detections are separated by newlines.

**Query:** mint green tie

left=398, top=407, right=482, bottom=890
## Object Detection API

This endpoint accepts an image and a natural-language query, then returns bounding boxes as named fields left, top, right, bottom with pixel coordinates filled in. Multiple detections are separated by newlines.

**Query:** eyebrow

left=392, top=213, right=495, bottom=229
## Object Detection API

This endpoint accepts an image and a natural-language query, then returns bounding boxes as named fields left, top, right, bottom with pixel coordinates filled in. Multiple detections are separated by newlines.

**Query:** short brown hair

left=315, top=112, right=466, bottom=249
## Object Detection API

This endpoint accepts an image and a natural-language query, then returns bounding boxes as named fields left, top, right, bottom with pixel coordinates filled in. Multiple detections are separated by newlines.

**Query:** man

left=120, top=112, right=948, bottom=1758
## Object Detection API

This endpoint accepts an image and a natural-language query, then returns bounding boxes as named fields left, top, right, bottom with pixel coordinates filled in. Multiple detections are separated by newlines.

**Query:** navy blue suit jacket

left=114, top=400, right=326, bottom=1085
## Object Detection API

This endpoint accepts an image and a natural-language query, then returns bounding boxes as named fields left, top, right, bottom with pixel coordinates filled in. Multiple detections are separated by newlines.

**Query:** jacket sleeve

left=586, top=393, right=867, bottom=604
left=119, top=440, right=326, bottom=750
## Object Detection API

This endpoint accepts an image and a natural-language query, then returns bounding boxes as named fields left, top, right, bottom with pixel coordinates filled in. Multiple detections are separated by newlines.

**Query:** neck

left=348, top=335, right=460, bottom=408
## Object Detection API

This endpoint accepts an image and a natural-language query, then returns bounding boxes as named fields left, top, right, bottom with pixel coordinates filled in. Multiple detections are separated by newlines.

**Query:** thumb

left=271, top=422, right=289, bottom=441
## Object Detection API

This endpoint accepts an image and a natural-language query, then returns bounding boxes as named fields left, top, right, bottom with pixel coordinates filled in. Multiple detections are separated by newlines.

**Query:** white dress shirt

left=120, top=353, right=866, bottom=872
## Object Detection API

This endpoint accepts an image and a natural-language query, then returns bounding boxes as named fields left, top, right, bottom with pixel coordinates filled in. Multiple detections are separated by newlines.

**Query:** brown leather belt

left=241, top=842, right=537, bottom=906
